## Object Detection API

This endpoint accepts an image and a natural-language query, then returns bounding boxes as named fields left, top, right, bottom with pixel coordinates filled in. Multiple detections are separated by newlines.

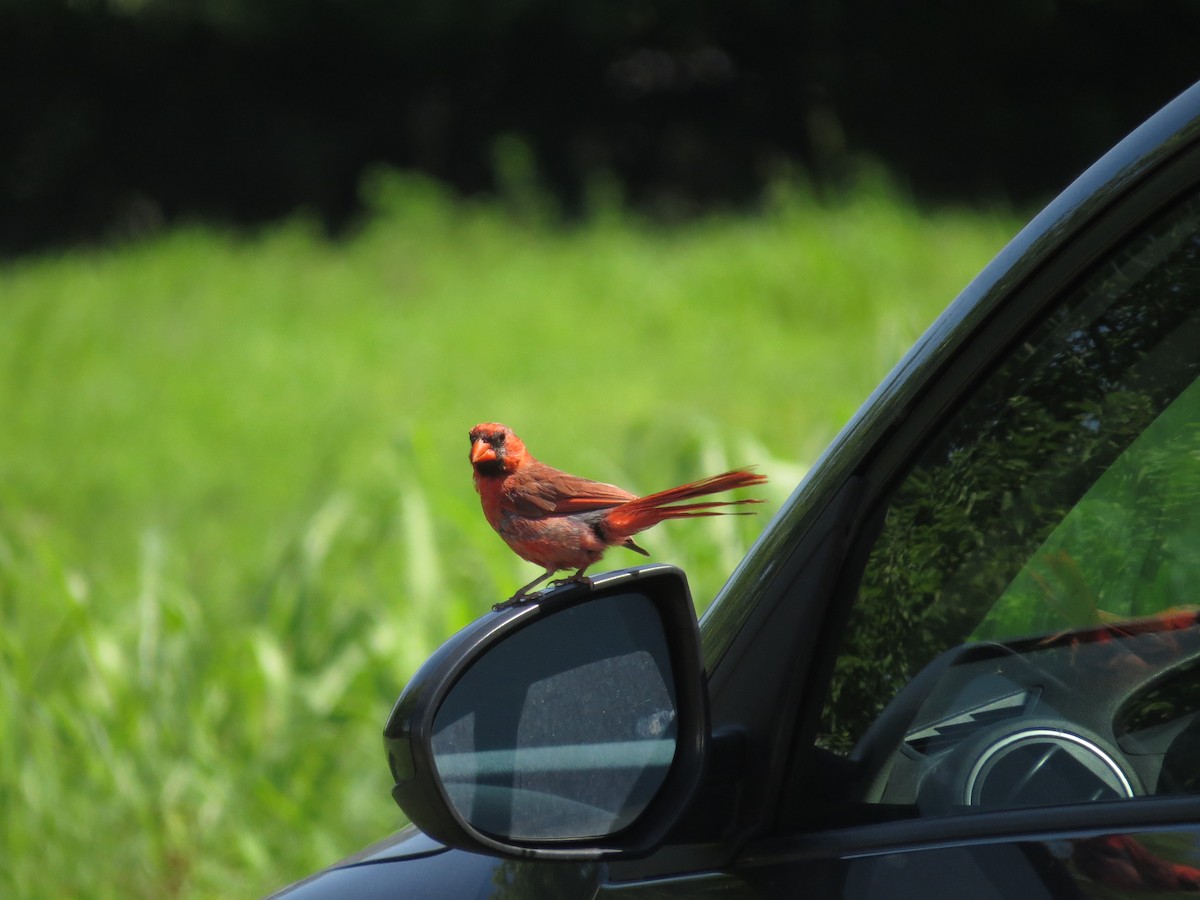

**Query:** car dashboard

left=857, top=611, right=1200, bottom=814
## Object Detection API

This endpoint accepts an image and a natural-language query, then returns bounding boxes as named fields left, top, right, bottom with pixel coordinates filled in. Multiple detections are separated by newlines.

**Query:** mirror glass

left=431, top=592, right=679, bottom=841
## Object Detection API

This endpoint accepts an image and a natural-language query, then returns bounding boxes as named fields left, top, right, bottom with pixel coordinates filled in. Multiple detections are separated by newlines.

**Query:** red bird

left=468, top=422, right=768, bottom=605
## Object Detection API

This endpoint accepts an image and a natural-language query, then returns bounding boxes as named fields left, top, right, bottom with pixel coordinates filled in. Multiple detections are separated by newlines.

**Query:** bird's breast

left=495, top=511, right=608, bottom=570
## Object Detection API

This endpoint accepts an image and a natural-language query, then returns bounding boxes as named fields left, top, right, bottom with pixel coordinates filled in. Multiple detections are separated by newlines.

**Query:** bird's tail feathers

left=603, top=469, right=767, bottom=536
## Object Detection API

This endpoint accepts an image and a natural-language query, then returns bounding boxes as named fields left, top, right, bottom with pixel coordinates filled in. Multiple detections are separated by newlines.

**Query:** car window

left=818, top=187, right=1200, bottom=816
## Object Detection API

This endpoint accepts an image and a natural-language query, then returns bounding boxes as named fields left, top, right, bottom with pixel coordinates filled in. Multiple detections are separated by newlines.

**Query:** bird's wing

left=505, top=462, right=637, bottom=516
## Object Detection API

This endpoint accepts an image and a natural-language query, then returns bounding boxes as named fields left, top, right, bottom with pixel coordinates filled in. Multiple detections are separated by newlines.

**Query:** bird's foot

left=548, top=572, right=588, bottom=589
left=492, top=587, right=551, bottom=611
left=492, top=575, right=587, bottom=611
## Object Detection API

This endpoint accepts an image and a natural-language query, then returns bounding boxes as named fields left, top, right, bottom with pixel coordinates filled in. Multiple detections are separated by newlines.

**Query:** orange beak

left=470, top=440, right=497, bottom=464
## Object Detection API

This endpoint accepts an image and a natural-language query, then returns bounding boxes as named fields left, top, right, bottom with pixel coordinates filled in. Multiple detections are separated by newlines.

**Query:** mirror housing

left=383, top=564, right=709, bottom=860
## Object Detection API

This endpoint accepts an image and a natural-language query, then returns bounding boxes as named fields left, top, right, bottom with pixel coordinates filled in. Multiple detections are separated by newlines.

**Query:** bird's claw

left=492, top=576, right=586, bottom=612
left=492, top=587, right=549, bottom=611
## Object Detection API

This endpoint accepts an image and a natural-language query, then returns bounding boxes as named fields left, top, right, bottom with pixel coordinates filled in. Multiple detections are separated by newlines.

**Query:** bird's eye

left=493, top=432, right=506, bottom=445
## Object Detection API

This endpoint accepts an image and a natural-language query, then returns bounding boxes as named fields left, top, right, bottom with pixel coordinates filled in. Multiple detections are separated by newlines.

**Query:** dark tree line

left=3, top=0, right=1197, bottom=254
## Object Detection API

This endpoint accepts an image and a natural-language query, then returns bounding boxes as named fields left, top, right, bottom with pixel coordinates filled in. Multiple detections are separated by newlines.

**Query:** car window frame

left=613, top=89, right=1200, bottom=885
left=772, top=140, right=1200, bottom=848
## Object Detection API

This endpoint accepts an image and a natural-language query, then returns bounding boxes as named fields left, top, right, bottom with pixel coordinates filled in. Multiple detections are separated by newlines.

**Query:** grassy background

left=0, top=169, right=1019, bottom=897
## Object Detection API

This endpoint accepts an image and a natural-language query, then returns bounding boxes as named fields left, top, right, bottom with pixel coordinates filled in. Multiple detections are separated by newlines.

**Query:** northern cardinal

left=469, top=422, right=768, bottom=606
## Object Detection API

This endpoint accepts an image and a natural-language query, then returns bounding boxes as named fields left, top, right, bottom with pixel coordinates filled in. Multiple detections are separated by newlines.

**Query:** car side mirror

left=383, top=564, right=709, bottom=860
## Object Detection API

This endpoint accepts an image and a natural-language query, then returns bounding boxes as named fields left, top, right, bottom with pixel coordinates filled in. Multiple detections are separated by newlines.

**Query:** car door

left=755, top=133, right=1200, bottom=898
left=597, top=96, right=1200, bottom=899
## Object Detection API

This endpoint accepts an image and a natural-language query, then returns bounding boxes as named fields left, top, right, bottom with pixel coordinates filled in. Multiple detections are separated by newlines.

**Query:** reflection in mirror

left=431, top=592, right=679, bottom=841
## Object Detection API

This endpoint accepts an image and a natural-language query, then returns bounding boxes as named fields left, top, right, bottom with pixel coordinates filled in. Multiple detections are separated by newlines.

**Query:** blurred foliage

left=0, top=175, right=1017, bottom=896
left=2, top=0, right=1197, bottom=253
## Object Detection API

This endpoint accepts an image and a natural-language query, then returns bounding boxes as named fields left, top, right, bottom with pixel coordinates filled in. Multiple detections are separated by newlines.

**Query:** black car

left=274, top=80, right=1200, bottom=898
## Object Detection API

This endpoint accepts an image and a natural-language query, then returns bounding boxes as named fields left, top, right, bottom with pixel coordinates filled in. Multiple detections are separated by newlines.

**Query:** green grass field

left=0, top=169, right=1020, bottom=897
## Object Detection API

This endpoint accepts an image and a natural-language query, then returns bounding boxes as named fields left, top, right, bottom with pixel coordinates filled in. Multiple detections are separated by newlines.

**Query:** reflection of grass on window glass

left=975, top=378, right=1200, bottom=642
left=823, top=194, right=1200, bottom=756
